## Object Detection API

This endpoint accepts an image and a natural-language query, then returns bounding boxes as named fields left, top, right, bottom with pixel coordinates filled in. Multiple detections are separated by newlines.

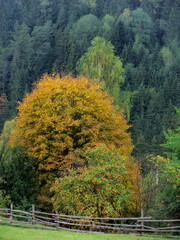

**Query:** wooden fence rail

left=0, top=205, right=180, bottom=235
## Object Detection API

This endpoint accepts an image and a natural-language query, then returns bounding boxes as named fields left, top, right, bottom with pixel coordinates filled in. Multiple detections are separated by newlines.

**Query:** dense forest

left=0, top=0, right=179, bottom=219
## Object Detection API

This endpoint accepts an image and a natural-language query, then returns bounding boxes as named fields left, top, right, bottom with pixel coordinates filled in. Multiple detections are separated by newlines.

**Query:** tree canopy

left=77, top=37, right=125, bottom=105
left=52, top=145, right=140, bottom=217
left=11, top=74, right=133, bottom=175
left=10, top=73, right=134, bottom=209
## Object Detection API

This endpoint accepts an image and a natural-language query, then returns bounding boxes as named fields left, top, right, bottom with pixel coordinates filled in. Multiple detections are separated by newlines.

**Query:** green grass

left=0, top=225, right=177, bottom=240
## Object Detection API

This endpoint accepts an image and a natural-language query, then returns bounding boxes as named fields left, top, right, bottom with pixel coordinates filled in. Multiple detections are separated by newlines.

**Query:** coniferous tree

left=9, top=23, right=31, bottom=111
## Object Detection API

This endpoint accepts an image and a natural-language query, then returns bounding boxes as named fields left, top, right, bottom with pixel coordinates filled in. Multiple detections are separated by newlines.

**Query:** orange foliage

left=11, top=74, right=133, bottom=176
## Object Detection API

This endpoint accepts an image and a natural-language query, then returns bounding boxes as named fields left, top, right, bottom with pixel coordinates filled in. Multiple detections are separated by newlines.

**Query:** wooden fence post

left=55, top=211, right=59, bottom=229
left=32, top=204, right=35, bottom=225
left=90, top=219, right=93, bottom=231
left=141, top=208, right=144, bottom=233
left=141, top=208, right=144, bottom=229
left=10, top=203, right=13, bottom=224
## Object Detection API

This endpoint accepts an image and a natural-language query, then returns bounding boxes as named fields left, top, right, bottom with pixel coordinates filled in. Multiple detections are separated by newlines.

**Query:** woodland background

left=0, top=0, right=179, bottom=219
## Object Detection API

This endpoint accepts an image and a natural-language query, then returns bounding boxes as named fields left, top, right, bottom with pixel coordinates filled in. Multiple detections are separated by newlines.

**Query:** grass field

left=0, top=225, right=177, bottom=240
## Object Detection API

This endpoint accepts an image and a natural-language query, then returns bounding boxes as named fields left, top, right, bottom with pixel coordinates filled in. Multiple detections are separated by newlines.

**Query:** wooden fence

left=0, top=205, right=180, bottom=236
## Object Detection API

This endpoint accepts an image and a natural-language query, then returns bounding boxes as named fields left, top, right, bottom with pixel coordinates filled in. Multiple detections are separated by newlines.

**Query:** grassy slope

left=0, top=225, right=176, bottom=240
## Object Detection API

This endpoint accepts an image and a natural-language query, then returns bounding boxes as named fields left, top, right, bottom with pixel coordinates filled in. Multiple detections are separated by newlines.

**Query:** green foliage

left=163, top=129, right=180, bottom=162
left=67, top=14, right=100, bottom=72
left=0, top=0, right=180, bottom=219
left=162, top=108, right=180, bottom=162
left=166, top=0, right=180, bottom=43
left=119, top=91, right=133, bottom=121
left=52, top=145, right=140, bottom=217
left=10, top=23, right=31, bottom=110
left=77, top=37, right=125, bottom=105
left=79, top=0, right=97, bottom=9
left=111, top=18, right=133, bottom=55
left=71, top=14, right=99, bottom=41
left=0, top=0, right=179, bottom=160
left=0, top=190, right=11, bottom=208
left=0, top=93, right=10, bottom=131
left=100, top=15, right=115, bottom=40
left=29, top=20, right=54, bottom=76
left=142, top=109, right=180, bottom=218
left=142, top=155, right=180, bottom=218
left=0, top=120, right=37, bottom=210
left=160, top=47, right=173, bottom=69
left=131, top=8, right=152, bottom=44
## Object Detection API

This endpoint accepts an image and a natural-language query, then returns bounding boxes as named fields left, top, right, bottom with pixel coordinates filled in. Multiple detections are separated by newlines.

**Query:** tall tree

left=130, top=8, right=152, bottom=45
left=0, top=0, right=17, bottom=46
left=166, top=0, right=180, bottom=43
left=10, top=74, right=133, bottom=208
left=77, top=37, right=125, bottom=105
left=0, top=47, right=9, bottom=96
left=9, top=23, right=31, bottom=111
left=67, top=14, right=100, bottom=72
left=100, top=15, right=115, bottom=40
left=29, top=20, right=54, bottom=78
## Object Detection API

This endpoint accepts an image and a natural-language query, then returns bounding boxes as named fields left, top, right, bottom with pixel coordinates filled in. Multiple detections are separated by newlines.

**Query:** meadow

left=0, top=225, right=177, bottom=240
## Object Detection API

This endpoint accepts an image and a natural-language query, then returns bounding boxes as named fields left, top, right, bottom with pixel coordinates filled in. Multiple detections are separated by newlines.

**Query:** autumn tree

left=51, top=145, right=140, bottom=217
left=11, top=74, right=133, bottom=208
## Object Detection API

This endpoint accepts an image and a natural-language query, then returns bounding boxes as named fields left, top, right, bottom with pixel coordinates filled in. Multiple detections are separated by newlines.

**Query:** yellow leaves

left=11, top=74, right=133, bottom=183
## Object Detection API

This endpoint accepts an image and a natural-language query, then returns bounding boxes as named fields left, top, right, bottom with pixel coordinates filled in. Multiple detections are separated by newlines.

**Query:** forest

left=0, top=0, right=179, bottom=219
